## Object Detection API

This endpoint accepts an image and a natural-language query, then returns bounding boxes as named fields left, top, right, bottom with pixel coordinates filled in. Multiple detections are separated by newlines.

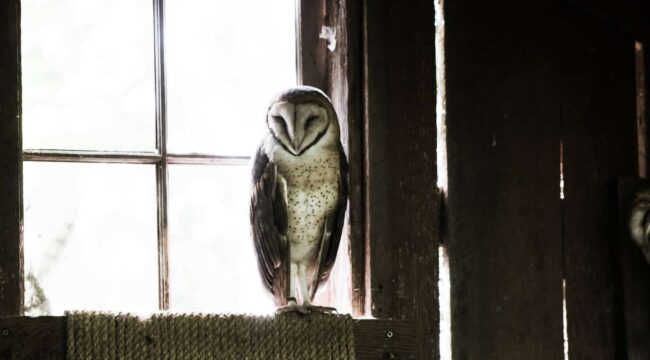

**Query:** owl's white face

left=267, top=101, right=330, bottom=155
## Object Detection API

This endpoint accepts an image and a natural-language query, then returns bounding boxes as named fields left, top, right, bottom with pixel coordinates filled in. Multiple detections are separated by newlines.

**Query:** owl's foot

left=303, top=305, right=338, bottom=314
left=276, top=304, right=311, bottom=315
left=276, top=298, right=311, bottom=315
left=276, top=304, right=338, bottom=316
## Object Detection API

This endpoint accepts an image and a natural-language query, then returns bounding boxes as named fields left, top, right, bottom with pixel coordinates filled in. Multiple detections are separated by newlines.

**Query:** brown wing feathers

left=250, top=149, right=288, bottom=304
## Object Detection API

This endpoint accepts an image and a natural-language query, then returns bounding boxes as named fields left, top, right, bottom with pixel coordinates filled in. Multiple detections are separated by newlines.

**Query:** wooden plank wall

left=559, top=10, right=637, bottom=359
left=445, top=0, right=565, bottom=358
left=446, top=0, right=638, bottom=358
left=0, top=0, right=22, bottom=317
left=362, top=0, right=439, bottom=359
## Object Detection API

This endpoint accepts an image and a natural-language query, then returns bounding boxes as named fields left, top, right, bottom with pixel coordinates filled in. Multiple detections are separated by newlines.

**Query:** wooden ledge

left=0, top=316, right=415, bottom=359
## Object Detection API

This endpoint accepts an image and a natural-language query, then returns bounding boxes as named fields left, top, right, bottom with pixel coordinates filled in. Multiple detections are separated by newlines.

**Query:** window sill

left=0, top=316, right=414, bottom=359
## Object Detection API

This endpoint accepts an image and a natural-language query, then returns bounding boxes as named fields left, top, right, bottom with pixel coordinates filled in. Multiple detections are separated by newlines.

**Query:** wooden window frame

left=19, top=0, right=254, bottom=312
left=1, top=0, right=440, bottom=359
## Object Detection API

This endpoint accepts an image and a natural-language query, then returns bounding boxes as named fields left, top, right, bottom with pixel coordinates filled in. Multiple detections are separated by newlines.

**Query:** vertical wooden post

left=325, top=0, right=366, bottom=316
left=446, top=0, right=638, bottom=358
left=363, top=0, right=439, bottom=358
left=560, top=15, right=637, bottom=359
left=445, top=0, right=565, bottom=358
left=296, top=0, right=327, bottom=91
left=0, top=0, right=22, bottom=316
left=645, top=39, right=650, bottom=175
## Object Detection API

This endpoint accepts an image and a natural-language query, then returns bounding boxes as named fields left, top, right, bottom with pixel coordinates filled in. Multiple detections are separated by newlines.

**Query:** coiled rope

left=66, top=311, right=355, bottom=360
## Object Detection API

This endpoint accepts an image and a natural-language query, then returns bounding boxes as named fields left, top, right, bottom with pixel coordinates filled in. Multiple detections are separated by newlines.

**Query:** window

left=2, top=0, right=441, bottom=358
left=21, top=0, right=297, bottom=315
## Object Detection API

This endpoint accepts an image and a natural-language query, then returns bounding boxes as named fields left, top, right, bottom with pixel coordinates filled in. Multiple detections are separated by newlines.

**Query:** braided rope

left=66, top=311, right=356, bottom=360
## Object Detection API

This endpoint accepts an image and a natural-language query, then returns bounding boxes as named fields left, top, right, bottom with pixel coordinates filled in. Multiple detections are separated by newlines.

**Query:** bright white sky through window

left=21, top=0, right=156, bottom=151
left=166, top=0, right=296, bottom=156
left=21, top=0, right=296, bottom=316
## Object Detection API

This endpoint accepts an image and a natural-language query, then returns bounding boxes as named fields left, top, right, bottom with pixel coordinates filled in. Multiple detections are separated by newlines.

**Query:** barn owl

left=250, top=86, right=348, bottom=313
left=629, top=190, right=650, bottom=263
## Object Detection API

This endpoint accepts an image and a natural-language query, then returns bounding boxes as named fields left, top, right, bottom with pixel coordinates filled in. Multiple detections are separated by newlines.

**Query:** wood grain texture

left=0, top=317, right=65, bottom=360
left=636, top=42, right=647, bottom=177
left=559, top=12, right=637, bottom=359
left=445, top=0, right=565, bottom=358
left=297, top=0, right=327, bottom=91
left=363, top=0, right=439, bottom=358
left=0, top=317, right=414, bottom=360
left=562, top=0, right=650, bottom=42
left=617, top=179, right=650, bottom=360
left=645, top=40, right=650, bottom=175
left=353, top=319, right=416, bottom=360
left=326, top=0, right=366, bottom=316
left=0, top=0, right=22, bottom=316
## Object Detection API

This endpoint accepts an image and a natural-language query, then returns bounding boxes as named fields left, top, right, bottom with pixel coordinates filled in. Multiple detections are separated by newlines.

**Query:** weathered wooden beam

left=362, top=0, right=439, bottom=358
left=325, top=0, right=366, bottom=316
left=0, top=317, right=415, bottom=360
left=296, top=0, right=328, bottom=91
left=645, top=40, right=650, bottom=175
left=0, top=0, right=22, bottom=316
left=352, top=318, right=416, bottom=359
left=445, top=0, right=565, bottom=358
left=0, top=316, right=65, bottom=359
left=559, top=13, right=637, bottom=360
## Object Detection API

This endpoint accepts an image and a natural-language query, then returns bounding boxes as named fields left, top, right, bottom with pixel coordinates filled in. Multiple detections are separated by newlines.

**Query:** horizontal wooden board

left=0, top=316, right=414, bottom=360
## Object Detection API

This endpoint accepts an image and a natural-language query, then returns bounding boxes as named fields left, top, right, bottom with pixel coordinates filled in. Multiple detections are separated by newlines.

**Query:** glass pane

left=168, top=165, right=274, bottom=314
left=21, top=0, right=155, bottom=151
left=166, top=0, right=296, bottom=156
left=23, top=162, right=158, bottom=315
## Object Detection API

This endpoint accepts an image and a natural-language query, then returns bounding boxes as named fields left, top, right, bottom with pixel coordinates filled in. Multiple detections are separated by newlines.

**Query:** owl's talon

left=275, top=299, right=313, bottom=315
left=276, top=303, right=338, bottom=316
left=304, top=305, right=337, bottom=314
left=276, top=304, right=310, bottom=315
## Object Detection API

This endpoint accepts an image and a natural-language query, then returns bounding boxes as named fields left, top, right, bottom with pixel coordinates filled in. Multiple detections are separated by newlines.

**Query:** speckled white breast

left=272, top=145, right=340, bottom=264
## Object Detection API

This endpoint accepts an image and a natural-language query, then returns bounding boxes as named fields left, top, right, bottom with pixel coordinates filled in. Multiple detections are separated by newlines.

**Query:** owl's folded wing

left=250, top=147, right=289, bottom=301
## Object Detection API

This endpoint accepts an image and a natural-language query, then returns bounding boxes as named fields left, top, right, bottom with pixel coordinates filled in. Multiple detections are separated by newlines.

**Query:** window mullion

left=22, top=150, right=162, bottom=164
left=153, top=0, right=170, bottom=311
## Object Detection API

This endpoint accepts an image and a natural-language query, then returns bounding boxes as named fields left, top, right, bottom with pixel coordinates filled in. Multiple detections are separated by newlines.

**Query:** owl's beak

left=291, top=137, right=304, bottom=154
left=289, top=124, right=305, bottom=154
left=285, top=129, right=302, bottom=155
left=283, top=110, right=304, bottom=155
